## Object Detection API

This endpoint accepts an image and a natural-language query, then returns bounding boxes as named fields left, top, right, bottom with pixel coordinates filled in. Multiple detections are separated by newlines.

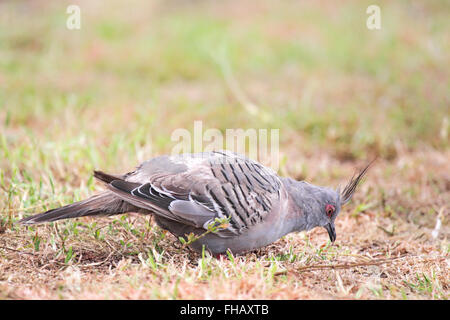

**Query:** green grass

left=0, top=0, right=448, bottom=300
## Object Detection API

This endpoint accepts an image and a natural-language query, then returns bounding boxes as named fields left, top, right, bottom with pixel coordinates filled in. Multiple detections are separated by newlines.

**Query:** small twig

left=3, top=199, right=58, bottom=213
left=378, top=225, right=396, bottom=236
left=79, top=251, right=115, bottom=268
left=53, top=222, right=66, bottom=251
left=104, top=239, right=120, bottom=253
left=291, top=255, right=445, bottom=273
left=273, top=270, right=288, bottom=276
left=0, top=245, right=36, bottom=256
left=179, top=217, right=231, bottom=249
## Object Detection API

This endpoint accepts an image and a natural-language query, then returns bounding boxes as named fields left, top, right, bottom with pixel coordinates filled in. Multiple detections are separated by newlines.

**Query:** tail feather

left=19, top=192, right=135, bottom=225
left=93, top=170, right=124, bottom=184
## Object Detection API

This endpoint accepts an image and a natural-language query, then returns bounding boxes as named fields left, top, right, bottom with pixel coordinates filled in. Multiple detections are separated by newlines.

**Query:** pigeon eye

left=325, top=204, right=335, bottom=218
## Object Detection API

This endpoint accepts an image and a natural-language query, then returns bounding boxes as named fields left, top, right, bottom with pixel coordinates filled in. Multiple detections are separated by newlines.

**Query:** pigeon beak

left=325, top=223, right=336, bottom=243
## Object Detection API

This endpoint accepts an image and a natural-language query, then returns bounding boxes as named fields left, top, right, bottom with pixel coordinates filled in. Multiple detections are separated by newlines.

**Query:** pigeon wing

left=106, top=151, right=282, bottom=237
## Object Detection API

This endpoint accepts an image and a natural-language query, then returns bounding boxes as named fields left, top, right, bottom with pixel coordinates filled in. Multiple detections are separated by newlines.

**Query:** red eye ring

left=326, top=204, right=335, bottom=217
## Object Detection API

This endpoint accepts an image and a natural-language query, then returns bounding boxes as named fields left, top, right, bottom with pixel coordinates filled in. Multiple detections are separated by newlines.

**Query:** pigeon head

left=310, top=186, right=341, bottom=243
left=320, top=160, right=374, bottom=242
left=288, top=160, right=374, bottom=243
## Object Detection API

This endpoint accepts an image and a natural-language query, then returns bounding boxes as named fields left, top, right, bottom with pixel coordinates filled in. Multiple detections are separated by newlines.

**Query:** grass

left=0, top=0, right=449, bottom=299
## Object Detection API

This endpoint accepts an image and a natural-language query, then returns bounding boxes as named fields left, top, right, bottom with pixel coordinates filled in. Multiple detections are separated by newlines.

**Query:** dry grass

left=0, top=0, right=449, bottom=299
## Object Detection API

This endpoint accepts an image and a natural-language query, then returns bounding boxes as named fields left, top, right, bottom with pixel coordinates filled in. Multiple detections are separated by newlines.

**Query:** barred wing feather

left=107, top=151, right=282, bottom=237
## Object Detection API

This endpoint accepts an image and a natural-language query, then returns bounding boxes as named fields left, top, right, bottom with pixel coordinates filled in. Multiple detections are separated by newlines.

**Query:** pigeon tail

left=19, top=192, right=131, bottom=225
left=94, top=170, right=124, bottom=184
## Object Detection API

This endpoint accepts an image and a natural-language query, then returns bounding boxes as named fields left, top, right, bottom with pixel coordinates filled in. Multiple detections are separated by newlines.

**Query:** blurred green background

left=0, top=0, right=449, bottom=196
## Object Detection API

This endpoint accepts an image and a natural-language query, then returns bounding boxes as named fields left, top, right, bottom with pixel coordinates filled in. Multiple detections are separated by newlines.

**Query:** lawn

left=0, top=0, right=448, bottom=299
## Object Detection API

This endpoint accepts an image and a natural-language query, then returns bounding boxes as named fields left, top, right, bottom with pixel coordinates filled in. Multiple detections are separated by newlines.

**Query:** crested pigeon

left=19, top=151, right=372, bottom=255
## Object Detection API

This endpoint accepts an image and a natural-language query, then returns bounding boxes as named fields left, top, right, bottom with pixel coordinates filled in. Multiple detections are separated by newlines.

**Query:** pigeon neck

left=281, top=177, right=321, bottom=232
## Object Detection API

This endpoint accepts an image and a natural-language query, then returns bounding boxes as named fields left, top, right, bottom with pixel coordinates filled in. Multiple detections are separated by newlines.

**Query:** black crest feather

left=341, top=158, right=376, bottom=205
